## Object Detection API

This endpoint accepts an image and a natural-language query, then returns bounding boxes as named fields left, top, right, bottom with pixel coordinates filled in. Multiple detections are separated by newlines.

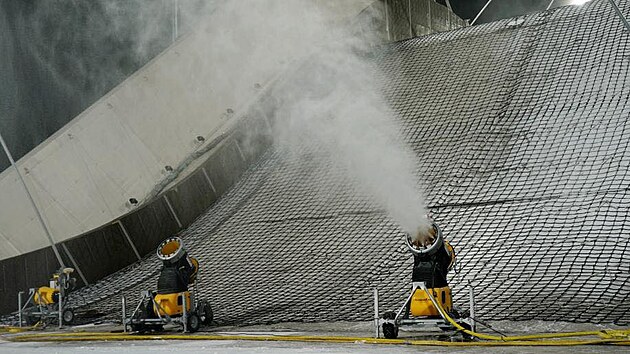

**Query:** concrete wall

left=384, top=0, right=467, bottom=41
left=0, top=30, right=249, bottom=260
left=0, top=1, right=386, bottom=261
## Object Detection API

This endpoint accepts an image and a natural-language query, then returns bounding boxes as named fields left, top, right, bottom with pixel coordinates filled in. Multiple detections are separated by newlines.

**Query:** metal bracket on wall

left=608, top=0, right=630, bottom=32
left=61, top=243, right=88, bottom=286
left=384, top=0, right=391, bottom=41
left=408, top=0, right=414, bottom=37
left=262, top=112, right=274, bottom=135
left=172, top=0, right=178, bottom=42
left=234, top=140, right=246, bottom=162
left=201, top=167, right=217, bottom=195
left=163, top=195, right=183, bottom=229
left=116, top=220, right=142, bottom=261
left=471, top=0, right=494, bottom=26
left=546, top=0, right=556, bottom=11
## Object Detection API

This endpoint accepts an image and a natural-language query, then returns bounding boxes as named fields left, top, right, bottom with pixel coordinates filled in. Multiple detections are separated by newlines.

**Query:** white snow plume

left=248, top=0, right=434, bottom=238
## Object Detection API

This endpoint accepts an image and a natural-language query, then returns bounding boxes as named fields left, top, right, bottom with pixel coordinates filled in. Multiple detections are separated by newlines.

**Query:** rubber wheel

left=199, top=301, right=213, bottom=325
left=25, top=314, right=40, bottom=326
left=381, top=311, right=399, bottom=339
left=62, top=308, right=75, bottom=325
left=457, top=321, right=474, bottom=341
left=382, top=323, right=399, bottom=339
left=187, top=313, right=200, bottom=333
left=130, top=323, right=145, bottom=333
left=130, top=302, right=149, bottom=333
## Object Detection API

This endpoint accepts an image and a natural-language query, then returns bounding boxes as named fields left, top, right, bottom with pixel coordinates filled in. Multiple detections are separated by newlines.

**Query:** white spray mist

left=22, top=0, right=433, bottom=240
left=251, top=0, right=434, bottom=239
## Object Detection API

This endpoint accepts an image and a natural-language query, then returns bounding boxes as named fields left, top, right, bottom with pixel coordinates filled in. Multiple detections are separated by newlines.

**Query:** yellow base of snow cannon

left=411, top=286, right=452, bottom=317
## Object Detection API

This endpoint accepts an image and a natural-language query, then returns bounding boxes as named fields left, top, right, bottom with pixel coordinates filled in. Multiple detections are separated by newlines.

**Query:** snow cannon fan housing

left=127, top=237, right=212, bottom=331
left=405, top=222, right=455, bottom=285
left=156, top=237, right=199, bottom=294
left=157, top=237, right=186, bottom=263
left=405, top=222, right=444, bottom=257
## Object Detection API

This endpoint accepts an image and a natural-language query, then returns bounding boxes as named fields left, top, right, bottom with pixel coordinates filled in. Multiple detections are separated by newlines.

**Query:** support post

left=172, top=0, right=179, bottom=42
left=201, top=167, right=217, bottom=195
left=408, top=0, right=413, bottom=38
left=116, top=221, right=141, bottom=261
left=262, top=111, right=273, bottom=134
left=420, top=282, right=448, bottom=319
left=58, top=282, right=63, bottom=329
left=546, top=0, right=555, bottom=11
left=384, top=0, right=391, bottom=41
left=122, top=296, right=127, bottom=333
left=234, top=140, right=246, bottom=162
left=163, top=195, right=183, bottom=228
left=373, top=288, right=380, bottom=339
left=395, top=282, right=420, bottom=320
left=129, top=292, right=147, bottom=326
left=471, top=0, right=493, bottom=26
left=182, top=292, right=187, bottom=333
left=61, top=244, right=88, bottom=286
left=608, top=0, right=630, bottom=32
left=0, top=131, right=65, bottom=268
left=468, top=281, right=476, bottom=332
left=18, top=291, right=23, bottom=327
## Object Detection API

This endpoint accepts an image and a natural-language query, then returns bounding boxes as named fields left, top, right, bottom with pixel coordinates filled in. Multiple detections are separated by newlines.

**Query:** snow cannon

left=156, top=237, right=199, bottom=291
left=154, top=237, right=199, bottom=316
left=405, top=222, right=455, bottom=317
left=19, top=267, right=77, bottom=326
left=126, top=237, right=212, bottom=333
left=405, top=222, right=443, bottom=257
left=379, top=219, right=473, bottom=340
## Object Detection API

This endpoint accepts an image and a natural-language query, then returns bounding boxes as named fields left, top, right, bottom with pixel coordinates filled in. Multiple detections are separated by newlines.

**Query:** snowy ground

left=0, top=321, right=626, bottom=354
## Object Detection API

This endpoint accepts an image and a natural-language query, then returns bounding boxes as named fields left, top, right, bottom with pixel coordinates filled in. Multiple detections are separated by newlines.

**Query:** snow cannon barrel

left=156, top=237, right=199, bottom=294
left=406, top=221, right=455, bottom=288
left=405, top=222, right=443, bottom=257
left=157, top=237, right=187, bottom=263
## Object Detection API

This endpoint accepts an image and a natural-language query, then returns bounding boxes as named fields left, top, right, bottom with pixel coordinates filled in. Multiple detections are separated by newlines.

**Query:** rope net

left=68, top=0, right=630, bottom=325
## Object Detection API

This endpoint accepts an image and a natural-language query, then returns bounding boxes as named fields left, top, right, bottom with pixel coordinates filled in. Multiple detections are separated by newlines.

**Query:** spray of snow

left=218, top=0, right=435, bottom=239
left=15, top=0, right=433, bottom=240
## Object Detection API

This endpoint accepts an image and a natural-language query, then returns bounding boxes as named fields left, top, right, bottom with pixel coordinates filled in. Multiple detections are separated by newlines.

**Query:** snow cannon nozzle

left=405, top=221, right=443, bottom=256
left=157, top=237, right=187, bottom=264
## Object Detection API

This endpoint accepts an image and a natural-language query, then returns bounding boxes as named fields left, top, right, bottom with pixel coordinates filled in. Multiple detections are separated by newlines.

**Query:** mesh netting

left=68, top=0, right=630, bottom=325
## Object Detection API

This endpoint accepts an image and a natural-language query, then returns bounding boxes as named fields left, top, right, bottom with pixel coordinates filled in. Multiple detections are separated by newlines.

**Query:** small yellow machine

left=125, top=237, right=212, bottom=333
left=410, top=285, right=452, bottom=317
left=378, top=219, right=474, bottom=340
left=18, top=268, right=76, bottom=327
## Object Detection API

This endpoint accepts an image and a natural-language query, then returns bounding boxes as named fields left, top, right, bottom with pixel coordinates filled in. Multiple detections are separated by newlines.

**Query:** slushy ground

left=1, top=321, right=628, bottom=354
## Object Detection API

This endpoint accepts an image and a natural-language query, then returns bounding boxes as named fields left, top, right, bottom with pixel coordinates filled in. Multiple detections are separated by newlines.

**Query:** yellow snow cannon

left=378, top=220, right=474, bottom=340
left=125, top=237, right=211, bottom=333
